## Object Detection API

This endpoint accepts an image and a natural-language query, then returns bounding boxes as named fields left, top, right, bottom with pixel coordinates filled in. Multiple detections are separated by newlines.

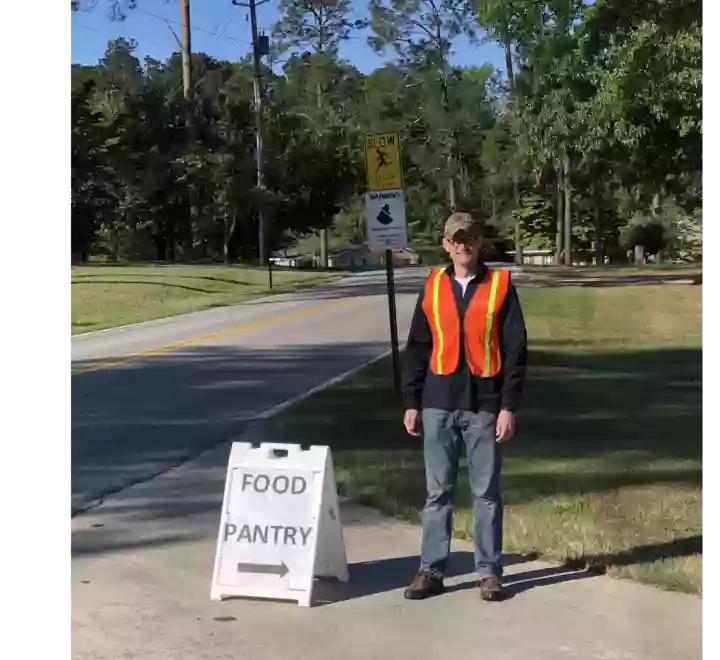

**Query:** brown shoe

left=478, top=575, right=505, bottom=601
left=404, top=570, right=444, bottom=600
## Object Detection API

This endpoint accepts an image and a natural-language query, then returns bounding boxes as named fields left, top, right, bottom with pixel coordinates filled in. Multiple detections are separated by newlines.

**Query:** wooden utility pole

left=233, top=0, right=270, bottom=267
left=503, top=32, right=522, bottom=266
left=316, top=45, right=328, bottom=268
left=63, top=0, right=68, bottom=64
left=438, top=37, right=457, bottom=212
left=179, top=0, right=200, bottom=258
left=179, top=0, right=192, bottom=101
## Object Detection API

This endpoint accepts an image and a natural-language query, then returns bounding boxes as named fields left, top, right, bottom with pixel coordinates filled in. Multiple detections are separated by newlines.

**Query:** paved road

left=72, top=439, right=701, bottom=660
left=71, top=268, right=429, bottom=513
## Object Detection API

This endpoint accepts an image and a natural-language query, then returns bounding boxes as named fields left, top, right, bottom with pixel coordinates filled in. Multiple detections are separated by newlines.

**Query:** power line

left=137, top=8, right=243, bottom=44
left=211, top=4, right=239, bottom=40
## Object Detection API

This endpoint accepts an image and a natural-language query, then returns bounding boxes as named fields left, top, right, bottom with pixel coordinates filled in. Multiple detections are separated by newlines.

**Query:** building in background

left=271, top=244, right=420, bottom=270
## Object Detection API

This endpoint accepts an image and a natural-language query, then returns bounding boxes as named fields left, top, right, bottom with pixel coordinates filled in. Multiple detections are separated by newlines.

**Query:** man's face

left=442, top=230, right=481, bottom=267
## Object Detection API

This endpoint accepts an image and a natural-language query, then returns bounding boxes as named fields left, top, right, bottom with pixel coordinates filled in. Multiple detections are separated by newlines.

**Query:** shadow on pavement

left=72, top=341, right=396, bottom=514
left=248, top=269, right=429, bottom=303
left=502, top=566, right=601, bottom=598
left=440, top=563, right=602, bottom=600
left=72, top=531, right=203, bottom=558
left=313, top=551, right=539, bottom=605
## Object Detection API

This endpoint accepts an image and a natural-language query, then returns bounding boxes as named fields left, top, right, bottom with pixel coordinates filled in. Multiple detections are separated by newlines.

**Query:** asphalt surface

left=71, top=268, right=429, bottom=513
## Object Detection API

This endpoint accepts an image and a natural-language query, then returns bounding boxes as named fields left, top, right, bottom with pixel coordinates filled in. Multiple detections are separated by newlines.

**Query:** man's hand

left=496, top=410, right=516, bottom=443
left=404, top=409, right=421, bottom=437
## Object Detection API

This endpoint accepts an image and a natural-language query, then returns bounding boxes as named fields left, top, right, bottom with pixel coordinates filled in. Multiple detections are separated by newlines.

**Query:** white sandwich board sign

left=210, top=442, right=349, bottom=607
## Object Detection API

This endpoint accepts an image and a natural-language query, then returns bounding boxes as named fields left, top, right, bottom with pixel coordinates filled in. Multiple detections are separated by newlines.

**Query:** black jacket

left=402, top=264, right=528, bottom=413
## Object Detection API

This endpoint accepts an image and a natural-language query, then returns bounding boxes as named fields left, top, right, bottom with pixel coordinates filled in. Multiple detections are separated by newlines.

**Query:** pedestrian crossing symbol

left=364, top=132, right=403, bottom=191
left=377, top=204, right=393, bottom=225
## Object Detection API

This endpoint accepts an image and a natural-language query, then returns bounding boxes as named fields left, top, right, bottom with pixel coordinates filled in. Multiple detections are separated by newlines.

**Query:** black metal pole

left=60, top=263, right=70, bottom=524
left=385, top=249, right=401, bottom=397
left=60, top=372, right=69, bottom=520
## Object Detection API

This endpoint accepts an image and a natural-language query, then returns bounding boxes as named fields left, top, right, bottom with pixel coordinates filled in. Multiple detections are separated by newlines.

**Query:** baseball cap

left=443, top=213, right=481, bottom=241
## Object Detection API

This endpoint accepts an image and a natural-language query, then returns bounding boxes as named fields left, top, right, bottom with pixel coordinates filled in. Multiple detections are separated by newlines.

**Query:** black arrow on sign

left=237, top=562, right=289, bottom=578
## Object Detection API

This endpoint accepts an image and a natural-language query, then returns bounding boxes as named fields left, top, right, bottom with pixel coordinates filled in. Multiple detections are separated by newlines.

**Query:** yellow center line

left=72, top=298, right=357, bottom=376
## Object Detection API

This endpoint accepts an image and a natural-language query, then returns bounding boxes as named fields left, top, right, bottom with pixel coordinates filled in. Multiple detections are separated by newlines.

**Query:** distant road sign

left=364, top=132, right=403, bottom=191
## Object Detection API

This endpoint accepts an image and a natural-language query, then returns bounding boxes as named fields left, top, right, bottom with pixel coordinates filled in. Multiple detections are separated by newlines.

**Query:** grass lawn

left=265, top=283, right=702, bottom=594
left=71, top=264, right=344, bottom=334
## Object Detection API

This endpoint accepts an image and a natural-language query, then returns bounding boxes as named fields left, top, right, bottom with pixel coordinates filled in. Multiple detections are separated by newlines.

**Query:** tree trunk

left=155, top=233, right=166, bottom=261
left=320, top=229, right=328, bottom=269
left=223, top=212, right=230, bottom=265
left=167, top=216, right=176, bottom=262
left=504, top=36, right=515, bottom=91
left=652, top=192, right=661, bottom=216
left=513, top=178, right=521, bottom=265
left=563, top=153, right=572, bottom=267
left=441, top=84, right=456, bottom=211
left=223, top=210, right=237, bottom=265
left=594, top=198, right=603, bottom=265
left=448, top=162, right=457, bottom=212
left=112, top=222, right=121, bottom=262
left=460, top=161, right=469, bottom=198
left=556, top=166, right=564, bottom=264
left=436, top=19, right=456, bottom=213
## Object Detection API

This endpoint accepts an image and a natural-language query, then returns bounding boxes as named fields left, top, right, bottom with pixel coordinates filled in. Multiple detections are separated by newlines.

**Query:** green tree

left=368, top=0, right=476, bottom=211
left=273, top=1, right=366, bottom=263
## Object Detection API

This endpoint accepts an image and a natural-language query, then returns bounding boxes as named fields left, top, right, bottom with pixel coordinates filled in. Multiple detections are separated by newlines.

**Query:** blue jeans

left=420, top=408, right=503, bottom=579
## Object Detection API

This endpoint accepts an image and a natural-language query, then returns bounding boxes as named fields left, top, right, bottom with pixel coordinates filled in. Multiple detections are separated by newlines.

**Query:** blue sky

left=71, top=0, right=506, bottom=74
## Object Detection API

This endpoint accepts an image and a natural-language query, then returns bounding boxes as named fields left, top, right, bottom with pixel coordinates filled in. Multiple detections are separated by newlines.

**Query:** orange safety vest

left=422, top=267, right=510, bottom=377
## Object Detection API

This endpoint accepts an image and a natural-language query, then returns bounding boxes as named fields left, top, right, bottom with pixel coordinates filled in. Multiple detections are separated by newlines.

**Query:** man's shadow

left=313, top=552, right=596, bottom=604
left=442, top=562, right=602, bottom=600
left=316, top=535, right=703, bottom=604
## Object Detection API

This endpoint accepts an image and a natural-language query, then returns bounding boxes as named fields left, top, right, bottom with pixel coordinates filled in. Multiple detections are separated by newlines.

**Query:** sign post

left=363, top=132, right=407, bottom=397
left=210, top=442, right=348, bottom=607
left=60, top=266, right=70, bottom=518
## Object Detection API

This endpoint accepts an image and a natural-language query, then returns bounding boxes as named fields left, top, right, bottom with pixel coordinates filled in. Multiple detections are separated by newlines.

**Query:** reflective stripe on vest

left=422, top=267, right=510, bottom=377
left=431, top=270, right=445, bottom=374
left=483, top=269, right=502, bottom=375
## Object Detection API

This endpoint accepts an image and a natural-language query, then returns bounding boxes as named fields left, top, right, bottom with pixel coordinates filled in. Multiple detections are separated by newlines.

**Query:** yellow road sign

left=364, top=132, right=403, bottom=191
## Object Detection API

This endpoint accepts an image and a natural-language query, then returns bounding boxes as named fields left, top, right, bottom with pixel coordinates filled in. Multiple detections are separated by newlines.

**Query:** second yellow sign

left=364, top=132, right=403, bottom=191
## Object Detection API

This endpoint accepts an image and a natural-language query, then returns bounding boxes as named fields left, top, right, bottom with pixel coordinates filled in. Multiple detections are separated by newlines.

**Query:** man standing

left=402, top=212, right=528, bottom=602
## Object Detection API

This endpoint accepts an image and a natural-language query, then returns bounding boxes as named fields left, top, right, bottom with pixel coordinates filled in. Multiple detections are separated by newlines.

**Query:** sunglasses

left=445, top=232, right=480, bottom=245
